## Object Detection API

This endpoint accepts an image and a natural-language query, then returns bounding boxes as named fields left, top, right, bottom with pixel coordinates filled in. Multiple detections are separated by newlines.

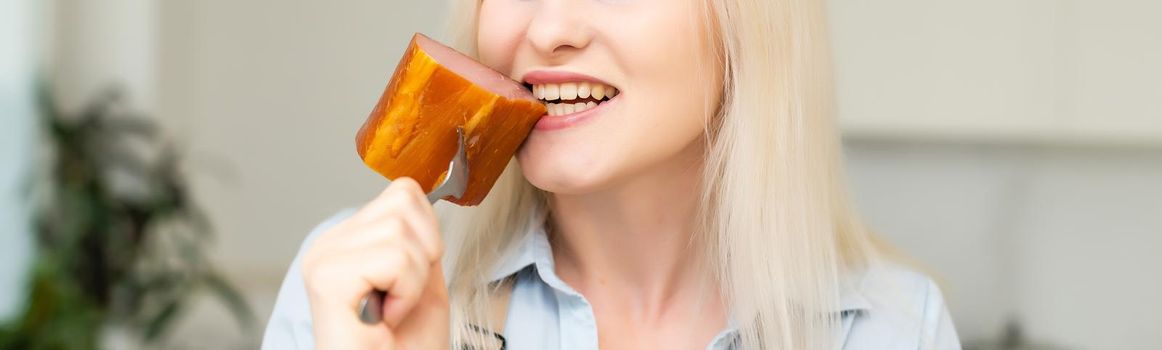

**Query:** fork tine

left=425, top=127, right=469, bottom=204
left=447, top=127, right=469, bottom=197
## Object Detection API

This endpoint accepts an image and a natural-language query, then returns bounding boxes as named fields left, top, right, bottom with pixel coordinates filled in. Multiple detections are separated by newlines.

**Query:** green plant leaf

left=19, top=83, right=254, bottom=349
left=141, top=299, right=183, bottom=342
left=200, top=272, right=256, bottom=329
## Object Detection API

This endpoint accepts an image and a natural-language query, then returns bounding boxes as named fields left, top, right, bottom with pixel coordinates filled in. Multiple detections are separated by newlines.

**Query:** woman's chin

left=521, top=169, right=596, bottom=195
left=515, top=128, right=636, bottom=195
left=517, top=158, right=613, bottom=196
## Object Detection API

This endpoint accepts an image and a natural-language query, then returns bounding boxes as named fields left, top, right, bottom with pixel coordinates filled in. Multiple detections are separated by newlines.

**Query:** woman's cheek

left=476, top=30, right=509, bottom=72
left=476, top=5, right=529, bottom=73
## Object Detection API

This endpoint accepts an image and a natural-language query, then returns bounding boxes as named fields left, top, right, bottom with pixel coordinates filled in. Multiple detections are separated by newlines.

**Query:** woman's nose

left=525, top=0, right=593, bottom=60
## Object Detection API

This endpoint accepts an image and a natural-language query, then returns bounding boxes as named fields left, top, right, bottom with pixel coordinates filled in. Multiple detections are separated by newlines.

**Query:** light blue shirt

left=263, top=210, right=962, bottom=349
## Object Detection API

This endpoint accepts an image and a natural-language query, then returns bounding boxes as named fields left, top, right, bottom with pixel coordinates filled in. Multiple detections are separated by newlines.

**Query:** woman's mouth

left=522, top=70, right=620, bottom=131
left=531, top=82, right=619, bottom=116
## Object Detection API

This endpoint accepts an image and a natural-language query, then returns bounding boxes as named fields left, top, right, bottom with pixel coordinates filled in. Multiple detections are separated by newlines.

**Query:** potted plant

left=0, top=86, right=254, bottom=349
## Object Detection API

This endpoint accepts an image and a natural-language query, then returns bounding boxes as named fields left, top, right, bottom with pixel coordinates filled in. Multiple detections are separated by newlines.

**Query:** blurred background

left=2, top=0, right=1159, bottom=349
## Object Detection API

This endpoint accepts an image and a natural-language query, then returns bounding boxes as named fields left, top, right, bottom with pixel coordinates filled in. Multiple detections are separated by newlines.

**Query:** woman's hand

left=301, top=178, right=450, bottom=350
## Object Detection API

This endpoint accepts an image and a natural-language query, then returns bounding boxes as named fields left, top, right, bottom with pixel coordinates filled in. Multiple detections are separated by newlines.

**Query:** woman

left=264, top=0, right=961, bottom=349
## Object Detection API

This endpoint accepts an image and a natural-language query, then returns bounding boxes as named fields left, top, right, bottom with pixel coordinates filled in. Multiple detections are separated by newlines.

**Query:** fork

left=357, top=126, right=469, bottom=325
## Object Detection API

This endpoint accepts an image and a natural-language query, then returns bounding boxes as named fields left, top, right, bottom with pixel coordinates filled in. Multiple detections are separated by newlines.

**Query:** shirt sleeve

left=920, top=279, right=962, bottom=350
left=261, top=209, right=357, bottom=350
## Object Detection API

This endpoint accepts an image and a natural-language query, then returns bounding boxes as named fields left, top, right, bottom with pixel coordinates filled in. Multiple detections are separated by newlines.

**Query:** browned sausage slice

left=356, top=33, right=546, bottom=206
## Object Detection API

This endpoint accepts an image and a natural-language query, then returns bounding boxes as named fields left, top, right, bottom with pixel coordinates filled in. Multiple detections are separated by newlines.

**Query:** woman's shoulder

left=842, top=262, right=962, bottom=349
left=301, top=208, right=359, bottom=246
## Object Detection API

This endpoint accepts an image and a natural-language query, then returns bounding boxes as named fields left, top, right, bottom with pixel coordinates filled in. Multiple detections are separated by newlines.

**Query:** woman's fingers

left=352, top=219, right=433, bottom=325
left=343, top=191, right=442, bottom=259
left=352, top=178, right=427, bottom=223
left=391, top=260, right=449, bottom=349
left=348, top=178, right=443, bottom=258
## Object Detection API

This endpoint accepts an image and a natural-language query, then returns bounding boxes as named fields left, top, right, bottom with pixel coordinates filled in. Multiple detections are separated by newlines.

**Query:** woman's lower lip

left=533, top=97, right=617, bottom=131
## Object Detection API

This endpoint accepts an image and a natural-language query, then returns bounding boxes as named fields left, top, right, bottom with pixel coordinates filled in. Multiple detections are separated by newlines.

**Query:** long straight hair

left=439, top=0, right=882, bottom=349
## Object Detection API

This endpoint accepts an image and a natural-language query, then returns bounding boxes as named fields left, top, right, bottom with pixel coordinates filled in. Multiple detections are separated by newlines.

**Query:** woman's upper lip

left=521, top=70, right=615, bottom=88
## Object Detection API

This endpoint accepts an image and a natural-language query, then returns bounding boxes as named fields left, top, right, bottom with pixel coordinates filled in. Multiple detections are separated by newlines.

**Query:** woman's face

left=478, top=0, right=721, bottom=194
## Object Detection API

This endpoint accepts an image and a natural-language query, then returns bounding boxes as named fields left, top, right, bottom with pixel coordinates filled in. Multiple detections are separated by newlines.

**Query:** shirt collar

left=487, top=216, right=873, bottom=314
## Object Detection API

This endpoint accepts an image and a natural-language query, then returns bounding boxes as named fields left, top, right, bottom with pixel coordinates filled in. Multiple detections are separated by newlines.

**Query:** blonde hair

left=439, top=0, right=883, bottom=349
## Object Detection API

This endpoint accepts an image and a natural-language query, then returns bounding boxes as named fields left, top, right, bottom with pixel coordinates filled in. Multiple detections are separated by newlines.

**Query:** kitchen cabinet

left=829, top=0, right=1162, bottom=145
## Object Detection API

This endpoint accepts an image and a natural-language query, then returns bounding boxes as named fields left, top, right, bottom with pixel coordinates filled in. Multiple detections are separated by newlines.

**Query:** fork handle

left=425, top=187, right=451, bottom=204
left=357, top=290, right=387, bottom=324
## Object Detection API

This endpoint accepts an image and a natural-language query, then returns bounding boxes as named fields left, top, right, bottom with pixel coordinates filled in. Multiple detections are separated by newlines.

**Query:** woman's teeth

left=532, top=82, right=619, bottom=116
left=534, top=82, right=618, bottom=100
left=545, top=101, right=599, bottom=116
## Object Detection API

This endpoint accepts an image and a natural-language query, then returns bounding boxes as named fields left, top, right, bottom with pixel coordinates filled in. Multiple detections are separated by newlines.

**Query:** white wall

left=49, top=0, right=157, bottom=113
left=829, top=0, right=1162, bottom=145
